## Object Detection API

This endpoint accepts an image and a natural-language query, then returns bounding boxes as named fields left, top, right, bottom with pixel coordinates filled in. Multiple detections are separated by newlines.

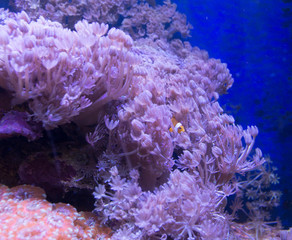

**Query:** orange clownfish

left=169, top=117, right=185, bottom=133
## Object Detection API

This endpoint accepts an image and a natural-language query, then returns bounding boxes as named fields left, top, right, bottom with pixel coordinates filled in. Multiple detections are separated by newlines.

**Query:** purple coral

left=0, top=111, right=42, bottom=141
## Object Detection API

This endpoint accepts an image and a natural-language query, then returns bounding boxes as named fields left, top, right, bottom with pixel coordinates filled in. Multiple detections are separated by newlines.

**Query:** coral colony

left=0, top=1, right=290, bottom=239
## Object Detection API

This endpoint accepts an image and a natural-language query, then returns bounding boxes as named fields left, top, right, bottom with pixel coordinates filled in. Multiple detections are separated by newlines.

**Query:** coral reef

left=0, top=0, right=289, bottom=239
left=9, top=0, right=192, bottom=40
left=0, top=184, right=112, bottom=239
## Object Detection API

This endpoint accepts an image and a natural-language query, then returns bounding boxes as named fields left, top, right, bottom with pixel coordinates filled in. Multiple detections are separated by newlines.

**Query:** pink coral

left=0, top=11, right=137, bottom=129
left=0, top=184, right=112, bottom=239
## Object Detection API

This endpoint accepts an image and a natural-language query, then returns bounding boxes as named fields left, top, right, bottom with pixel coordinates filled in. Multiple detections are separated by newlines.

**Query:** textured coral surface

left=0, top=184, right=111, bottom=239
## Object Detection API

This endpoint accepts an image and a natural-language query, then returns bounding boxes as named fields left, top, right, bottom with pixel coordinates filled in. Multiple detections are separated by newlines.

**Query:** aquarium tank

left=0, top=0, right=291, bottom=239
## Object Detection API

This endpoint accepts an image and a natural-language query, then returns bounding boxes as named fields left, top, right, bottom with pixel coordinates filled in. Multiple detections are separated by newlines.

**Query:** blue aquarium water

left=173, top=0, right=292, bottom=227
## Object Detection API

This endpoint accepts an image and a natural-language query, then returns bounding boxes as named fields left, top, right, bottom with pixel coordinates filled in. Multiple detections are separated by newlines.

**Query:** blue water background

left=172, top=0, right=292, bottom=227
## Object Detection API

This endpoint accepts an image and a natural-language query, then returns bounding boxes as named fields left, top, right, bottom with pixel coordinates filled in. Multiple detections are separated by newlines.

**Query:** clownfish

left=169, top=117, right=185, bottom=133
